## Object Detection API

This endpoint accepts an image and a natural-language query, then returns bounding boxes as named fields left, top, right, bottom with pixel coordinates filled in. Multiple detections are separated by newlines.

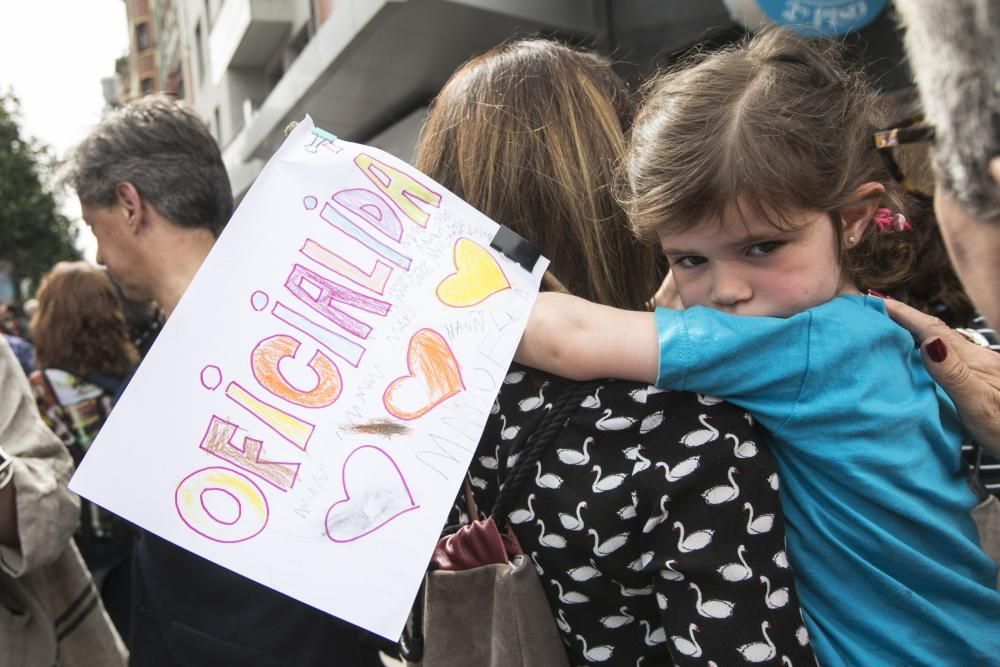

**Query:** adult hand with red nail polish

left=884, top=298, right=1000, bottom=456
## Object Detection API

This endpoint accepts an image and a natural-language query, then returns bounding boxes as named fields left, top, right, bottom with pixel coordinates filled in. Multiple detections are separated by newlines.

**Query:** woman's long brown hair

left=32, top=261, right=139, bottom=379
left=416, top=39, right=660, bottom=310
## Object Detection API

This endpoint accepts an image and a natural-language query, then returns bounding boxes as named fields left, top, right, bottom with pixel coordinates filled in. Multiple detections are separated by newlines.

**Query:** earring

left=847, top=235, right=857, bottom=246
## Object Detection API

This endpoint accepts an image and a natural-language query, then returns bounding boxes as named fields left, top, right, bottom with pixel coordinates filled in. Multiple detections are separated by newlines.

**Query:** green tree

left=0, top=91, right=80, bottom=302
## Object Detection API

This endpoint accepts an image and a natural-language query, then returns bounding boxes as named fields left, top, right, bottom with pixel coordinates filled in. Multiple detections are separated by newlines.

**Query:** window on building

left=140, top=77, right=154, bottom=95
left=194, top=23, right=205, bottom=83
left=135, top=22, right=150, bottom=51
left=213, top=106, right=222, bottom=141
left=167, top=66, right=185, bottom=100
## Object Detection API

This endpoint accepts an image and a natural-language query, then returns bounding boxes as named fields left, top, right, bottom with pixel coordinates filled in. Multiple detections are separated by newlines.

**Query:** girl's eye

left=747, top=241, right=784, bottom=256
left=672, top=255, right=707, bottom=268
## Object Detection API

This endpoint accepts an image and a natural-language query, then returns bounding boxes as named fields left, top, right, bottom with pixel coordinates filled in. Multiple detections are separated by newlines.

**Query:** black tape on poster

left=490, top=225, right=542, bottom=273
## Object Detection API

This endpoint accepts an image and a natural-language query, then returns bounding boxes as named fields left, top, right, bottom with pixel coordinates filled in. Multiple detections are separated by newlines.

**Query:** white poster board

left=69, top=117, right=547, bottom=640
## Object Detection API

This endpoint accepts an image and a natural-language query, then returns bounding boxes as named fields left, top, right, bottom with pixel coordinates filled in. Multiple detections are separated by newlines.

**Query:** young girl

left=517, top=30, right=1000, bottom=666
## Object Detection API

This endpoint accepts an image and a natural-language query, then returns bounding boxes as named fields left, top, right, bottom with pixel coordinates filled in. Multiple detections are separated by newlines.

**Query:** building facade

left=118, top=0, right=909, bottom=198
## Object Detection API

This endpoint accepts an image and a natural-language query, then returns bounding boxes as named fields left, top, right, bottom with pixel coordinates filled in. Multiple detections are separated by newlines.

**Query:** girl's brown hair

left=416, top=39, right=660, bottom=310
left=32, top=261, right=139, bottom=379
left=625, top=28, right=919, bottom=293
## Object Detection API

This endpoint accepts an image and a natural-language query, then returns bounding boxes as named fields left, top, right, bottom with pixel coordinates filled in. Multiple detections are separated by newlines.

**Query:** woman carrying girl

left=419, top=38, right=817, bottom=665
left=517, top=29, right=1000, bottom=665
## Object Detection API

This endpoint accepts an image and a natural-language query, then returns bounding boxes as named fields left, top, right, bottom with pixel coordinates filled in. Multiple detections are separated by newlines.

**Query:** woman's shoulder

left=499, top=363, right=757, bottom=424
left=494, top=364, right=765, bottom=457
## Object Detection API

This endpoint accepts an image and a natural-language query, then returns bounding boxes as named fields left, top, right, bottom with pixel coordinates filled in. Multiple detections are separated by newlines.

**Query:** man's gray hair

left=894, top=0, right=1000, bottom=221
left=64, top=95, right=233, bottom=236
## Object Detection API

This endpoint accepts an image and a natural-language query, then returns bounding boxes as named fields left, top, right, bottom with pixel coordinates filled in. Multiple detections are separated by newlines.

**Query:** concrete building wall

left=129, top=0, right=914, bottom=199
left=125, top=0, right=159, bottom=97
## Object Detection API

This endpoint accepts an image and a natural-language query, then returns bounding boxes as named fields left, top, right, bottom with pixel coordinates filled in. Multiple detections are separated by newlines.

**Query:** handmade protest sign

left=69, top=117, right=548, bottom=640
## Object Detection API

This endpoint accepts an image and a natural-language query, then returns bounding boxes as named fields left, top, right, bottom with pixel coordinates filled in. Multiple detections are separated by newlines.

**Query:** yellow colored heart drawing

left=436, top=238, right=511, bottom=308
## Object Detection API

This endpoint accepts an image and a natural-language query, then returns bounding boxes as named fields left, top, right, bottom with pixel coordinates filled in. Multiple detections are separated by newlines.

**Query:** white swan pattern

left=462, top=375, right=812, bottom=666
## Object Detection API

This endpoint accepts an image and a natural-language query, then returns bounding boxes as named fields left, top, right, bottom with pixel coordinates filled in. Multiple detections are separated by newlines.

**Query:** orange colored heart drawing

left=383, top=329, right=465, bottom=420
left=436, top=238, right=511, bottom=308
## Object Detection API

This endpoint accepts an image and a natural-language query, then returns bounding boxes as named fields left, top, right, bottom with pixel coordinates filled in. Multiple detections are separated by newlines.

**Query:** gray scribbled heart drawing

left=324, top=445, right=419, bottom=542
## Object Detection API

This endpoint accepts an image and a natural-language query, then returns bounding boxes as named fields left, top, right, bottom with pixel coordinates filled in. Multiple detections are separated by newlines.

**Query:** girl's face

left=659, top=206, right=855, bottom=318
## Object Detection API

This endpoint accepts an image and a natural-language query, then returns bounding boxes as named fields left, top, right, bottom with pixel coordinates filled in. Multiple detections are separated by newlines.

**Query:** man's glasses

left=873, top=118, right=936, bottom=200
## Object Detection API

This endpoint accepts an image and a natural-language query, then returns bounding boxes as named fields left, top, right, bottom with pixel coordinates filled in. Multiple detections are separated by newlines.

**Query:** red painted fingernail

left=867, top=290, right=886, bottom=299
left=926, top=338, right=947, bottom=363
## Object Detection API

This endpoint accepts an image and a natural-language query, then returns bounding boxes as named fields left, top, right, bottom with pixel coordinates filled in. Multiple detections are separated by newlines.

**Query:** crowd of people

left=2, top=1, right=999, bottom=665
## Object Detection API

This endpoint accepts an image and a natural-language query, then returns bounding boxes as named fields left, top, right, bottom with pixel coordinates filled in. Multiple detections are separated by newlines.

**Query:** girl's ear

left=841, top=181, right=885, bottom=247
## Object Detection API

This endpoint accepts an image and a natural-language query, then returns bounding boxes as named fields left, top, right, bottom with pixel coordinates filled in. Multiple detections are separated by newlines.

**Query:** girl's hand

left=883, top=298, right=1000, bottom=455
left=650, top=271, right=683, bottom=310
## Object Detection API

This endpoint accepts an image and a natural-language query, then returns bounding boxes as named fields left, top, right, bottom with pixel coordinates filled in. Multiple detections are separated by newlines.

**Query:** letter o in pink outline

left=200, top=365, right=223, bottom=391
left=175, top=467, right=269, bottom=543
left=199, top=488, right=242, bottom=525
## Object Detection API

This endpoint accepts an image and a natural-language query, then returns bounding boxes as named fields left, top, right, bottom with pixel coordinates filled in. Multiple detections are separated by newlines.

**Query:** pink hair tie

left=873, top=207, right=911, bottom=233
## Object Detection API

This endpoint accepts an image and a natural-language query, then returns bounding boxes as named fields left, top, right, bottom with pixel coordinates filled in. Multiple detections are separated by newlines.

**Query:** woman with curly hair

left=28, top=260, right=139, bottom=641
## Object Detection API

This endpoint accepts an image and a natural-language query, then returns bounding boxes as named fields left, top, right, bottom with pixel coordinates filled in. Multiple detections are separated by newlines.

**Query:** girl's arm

left=515, top=292, right=659, bottom=383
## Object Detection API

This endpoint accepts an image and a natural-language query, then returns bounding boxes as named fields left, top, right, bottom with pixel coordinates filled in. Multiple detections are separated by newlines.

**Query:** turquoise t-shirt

left=655, top=294, right=1000, bottom=667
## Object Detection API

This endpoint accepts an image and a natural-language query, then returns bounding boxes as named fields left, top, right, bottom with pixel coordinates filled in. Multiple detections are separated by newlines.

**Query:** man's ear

left=114, top=182, right=144, bottom=233
left=841, top=181, right=886, bottom=247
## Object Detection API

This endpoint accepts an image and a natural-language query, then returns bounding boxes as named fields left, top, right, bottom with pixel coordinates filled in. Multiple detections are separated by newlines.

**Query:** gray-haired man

left=66, top=95, right=383, bottom=667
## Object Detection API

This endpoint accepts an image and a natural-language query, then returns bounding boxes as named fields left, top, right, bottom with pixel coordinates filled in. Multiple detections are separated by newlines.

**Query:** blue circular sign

left=755, top=0, right=887, bottom=36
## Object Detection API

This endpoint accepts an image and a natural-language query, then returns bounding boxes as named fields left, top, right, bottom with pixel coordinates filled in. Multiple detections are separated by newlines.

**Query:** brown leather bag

left=404, top=486, right=569, bottom=667
left=400, top=383, right=594, bottom=667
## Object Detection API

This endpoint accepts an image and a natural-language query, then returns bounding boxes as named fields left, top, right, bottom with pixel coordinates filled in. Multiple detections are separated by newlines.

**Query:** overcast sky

left=0, top=0, right=129, bottom=262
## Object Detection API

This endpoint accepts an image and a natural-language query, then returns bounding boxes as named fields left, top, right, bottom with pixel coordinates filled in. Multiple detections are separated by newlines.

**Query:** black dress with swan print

left=451, top=363, right=818, bottom=666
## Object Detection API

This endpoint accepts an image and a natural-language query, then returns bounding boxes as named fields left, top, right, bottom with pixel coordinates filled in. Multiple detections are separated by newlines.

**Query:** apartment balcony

left=223, top=0, right=603, bottom=189
left=208, top=0, right=299, bottom=84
